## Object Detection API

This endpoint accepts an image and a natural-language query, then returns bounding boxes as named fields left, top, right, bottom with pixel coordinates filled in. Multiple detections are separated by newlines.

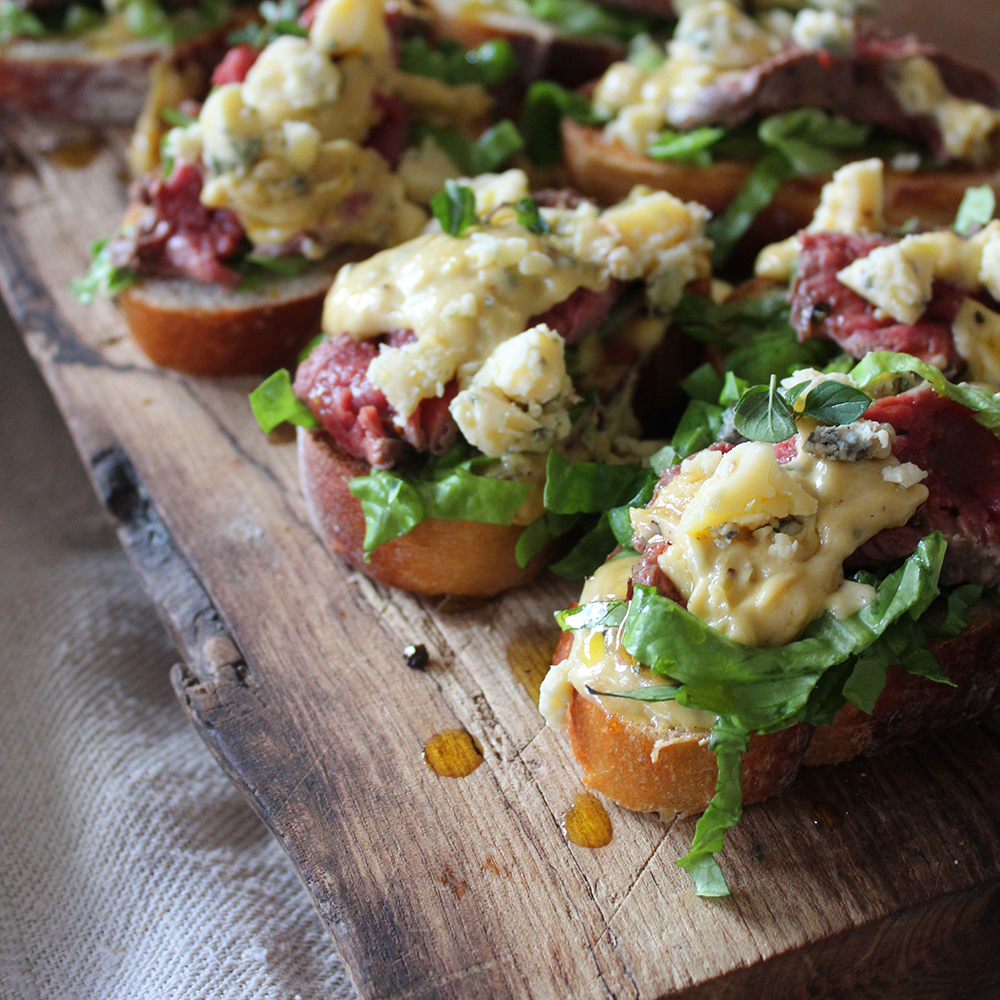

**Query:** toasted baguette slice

left=551, top=631, right=812, bottom=816
left=298, top=427, right=549, bottom=597
left=562, top=119, right=1000, bottom=254
left=556, top=601, right=1000, bottom=816
left=0, top=37, right=167, bottom=124
left=120, top=251, right=365, bottom=376
left=805, top=601, right=1000, bottom=766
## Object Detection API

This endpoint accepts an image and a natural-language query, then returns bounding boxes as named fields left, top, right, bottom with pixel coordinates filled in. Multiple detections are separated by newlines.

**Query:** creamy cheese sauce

left=592, top=1, right=854, bottom=154
left=158, top=0, right=496, bottom=255
left=323, top=225, right=606, bottom=420
left=320, top=173, right=711, bottom=437
left=631, top=438, right=929, bottom=647
left=538, top=555, right=718, bottom=735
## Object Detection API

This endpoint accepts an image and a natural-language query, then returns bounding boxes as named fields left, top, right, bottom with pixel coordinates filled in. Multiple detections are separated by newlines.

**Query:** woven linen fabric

left=0, top=315, right=358, bottom=1000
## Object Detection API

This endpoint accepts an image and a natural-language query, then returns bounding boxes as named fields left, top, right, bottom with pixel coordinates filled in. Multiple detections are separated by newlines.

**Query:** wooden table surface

left=3, top=7, right=1000, bottom=998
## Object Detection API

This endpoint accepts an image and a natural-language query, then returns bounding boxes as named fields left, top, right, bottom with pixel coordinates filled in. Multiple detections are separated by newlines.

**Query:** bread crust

left=566, top=688, right=812, bottom=816
left=555, top=600, right=1000, bottom=814
left=298, top=427, right=550, bottom=597
left=550, top=630, right=811, bottom=816
left=120, top=251, right=364, bottom=376
left=562, top=119, right=1000, bottom=255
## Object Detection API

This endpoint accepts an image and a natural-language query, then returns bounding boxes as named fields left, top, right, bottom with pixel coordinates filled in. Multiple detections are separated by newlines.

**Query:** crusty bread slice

left=554, top=600, right=1000, bottom=815
left=552, top=631, right=812, bottom=817
left=562, top=119, right=1000, bottom=256
left=298, top=427, right=551, bottom=597
left=120, top=251, right=365, bottom=376
left=0, top=37, right=168, bottom=124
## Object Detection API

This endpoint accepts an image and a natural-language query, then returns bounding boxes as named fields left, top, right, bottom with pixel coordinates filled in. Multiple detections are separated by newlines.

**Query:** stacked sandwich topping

left=756, top=159, right=1000, bottom=380
left=297, top=168, right=710, bottom=473
left=101, top=0, right=513, bottom=288
left=592, top=0, right=1000, bottom=166
left=543, top=351, right=1000, bottom=893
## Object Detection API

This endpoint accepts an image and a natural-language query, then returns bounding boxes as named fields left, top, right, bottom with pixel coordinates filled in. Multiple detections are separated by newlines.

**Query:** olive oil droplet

left=424, top=730, right=483, bottom=778
left=47, top=138, right=101, bottom=169
left=563, top=793, right=613, bottom=848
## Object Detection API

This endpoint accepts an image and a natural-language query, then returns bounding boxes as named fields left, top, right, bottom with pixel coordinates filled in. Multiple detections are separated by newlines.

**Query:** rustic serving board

left=2, top=112, right=1000, bottom=1000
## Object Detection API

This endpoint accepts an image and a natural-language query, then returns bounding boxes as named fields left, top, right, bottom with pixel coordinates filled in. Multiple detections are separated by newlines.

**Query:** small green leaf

left=648, top=127, right=724, bottom=166
left=954, top=185, right=996, bottom=236
left=733, top=375, right=797, bottom=442
left=249, top=369, right=319, bottom=433
left=514, top=196, right=550, bottom=235
left=431, top=180, right=478, bottom=236
left=399, top=36, right=517, bottom=87
left=160, top=106, right=196, bottom=128
left=797, top=380, right=872, bottom=425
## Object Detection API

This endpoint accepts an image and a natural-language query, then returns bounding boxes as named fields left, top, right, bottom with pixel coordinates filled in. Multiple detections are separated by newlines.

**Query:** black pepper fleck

left=404, top=643, right=429, bottom=671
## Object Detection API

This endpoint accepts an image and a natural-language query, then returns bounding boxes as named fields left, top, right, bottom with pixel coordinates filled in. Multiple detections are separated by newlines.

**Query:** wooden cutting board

left=2, top=116, right=999, bottom=1000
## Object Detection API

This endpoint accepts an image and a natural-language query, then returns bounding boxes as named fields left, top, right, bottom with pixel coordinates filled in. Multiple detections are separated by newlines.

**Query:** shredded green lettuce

left=557, top=534, right=952, bottom=894
left=954, top=185, right=996, bottom=236
left=348, top=445, right=532, bottom=558
left=520, top=81, right=605, bottom=167
left=524, top=0, right=655, bottom=41
left=0, top=1, right=44, bottom=42
left=399, top=36, right=517, bottom=87
left=70, top=238, right=137, bottom=304
left=421, top=120, right=524, bottom=176
left=850, top=352, right=1000, bottom=430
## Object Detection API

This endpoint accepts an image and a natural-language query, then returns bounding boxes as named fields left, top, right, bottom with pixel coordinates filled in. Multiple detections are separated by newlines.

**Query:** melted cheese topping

left=321, top=173, right=711, bottom=434
left=538, top=555, right=718, bottom=736
left=156, top=0, right=497, bottom=255
left=888, top=56, right=1000, bottom=166
left=630, top=438, right=928, bottom=646
left=756, top=157, right=885, bottom=281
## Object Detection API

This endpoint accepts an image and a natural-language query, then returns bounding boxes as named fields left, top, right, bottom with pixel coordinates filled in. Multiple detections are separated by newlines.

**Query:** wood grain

left=2, top=116, right=1000, bottom=1000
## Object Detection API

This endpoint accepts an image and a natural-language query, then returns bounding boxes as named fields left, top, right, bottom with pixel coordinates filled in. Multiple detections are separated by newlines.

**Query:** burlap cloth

left=0, top=312, right=358, bottom=1000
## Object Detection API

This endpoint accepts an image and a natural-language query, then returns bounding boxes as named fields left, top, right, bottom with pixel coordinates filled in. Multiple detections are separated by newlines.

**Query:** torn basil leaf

left=648, top=127, right=724, bottom=166
left=796, top=379, right=872, bottom=425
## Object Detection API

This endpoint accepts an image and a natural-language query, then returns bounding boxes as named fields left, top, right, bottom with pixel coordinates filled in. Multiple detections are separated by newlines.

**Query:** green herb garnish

left=430, top=180, right=478, bottom=236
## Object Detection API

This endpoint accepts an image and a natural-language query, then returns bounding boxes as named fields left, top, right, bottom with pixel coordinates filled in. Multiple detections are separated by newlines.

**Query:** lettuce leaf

left=616, top=533, right=948, bottom=894
left=850, top=351, right=1000, bottom=431
left=70, top=238, right=137, bottom=304
left=348, top=445, right=532, bottom=557
left=249, top=369, right=319, bottom=433
left=543, top=451, right=652, bottom=514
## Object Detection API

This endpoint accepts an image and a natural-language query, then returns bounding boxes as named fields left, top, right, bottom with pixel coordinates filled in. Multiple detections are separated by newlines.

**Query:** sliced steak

left=529, top=279, right=624, bottom=345
left=852, top=387, right=1000, bottom=586
left=365, top=91, right=409, bottom=169
left=671, top=36, right=1000, bottom=161
left=211, top=44, right=260, bottom=87
left=294, top=331, right=458, bottom=469
left=108, top=163, right=245, bottom=287
left=789, top=232, right=965, bottom=376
